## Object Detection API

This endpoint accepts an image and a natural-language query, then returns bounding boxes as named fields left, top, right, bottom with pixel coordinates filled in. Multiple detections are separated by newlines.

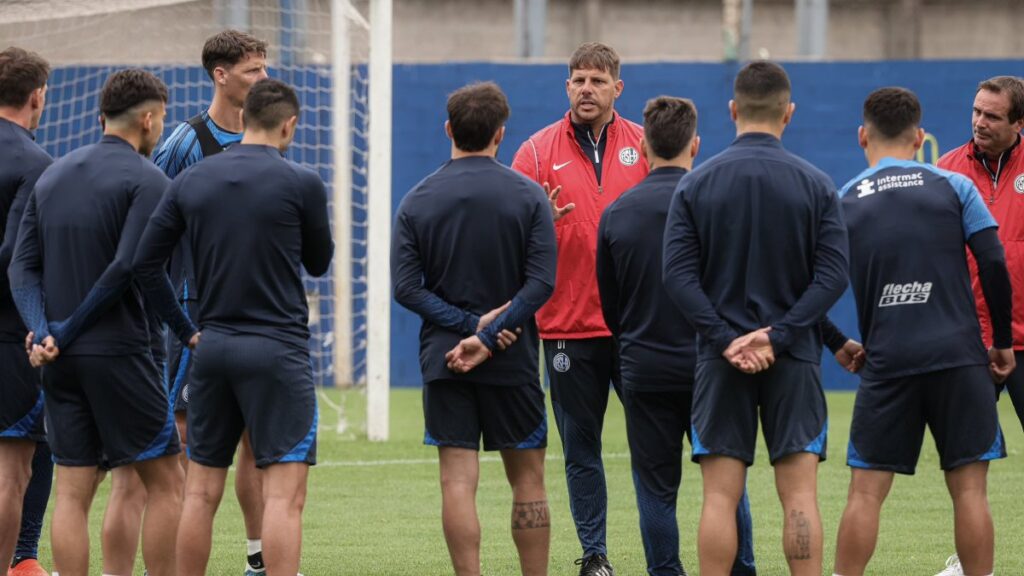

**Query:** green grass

left=35, top=389, right=1024, bottom=575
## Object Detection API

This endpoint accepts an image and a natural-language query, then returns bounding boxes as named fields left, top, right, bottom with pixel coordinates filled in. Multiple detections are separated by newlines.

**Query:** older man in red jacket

left=511, top=42, right=646, bottom=576
left=938, top=75, right=1024, bottom=432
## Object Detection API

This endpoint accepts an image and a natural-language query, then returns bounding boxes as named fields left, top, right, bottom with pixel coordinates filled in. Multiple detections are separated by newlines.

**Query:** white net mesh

left=1, top=0, right=372, bottom=430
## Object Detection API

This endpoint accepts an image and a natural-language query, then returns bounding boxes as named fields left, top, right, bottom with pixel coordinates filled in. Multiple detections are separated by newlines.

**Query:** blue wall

left=390, top=59, right=1024, bottom=390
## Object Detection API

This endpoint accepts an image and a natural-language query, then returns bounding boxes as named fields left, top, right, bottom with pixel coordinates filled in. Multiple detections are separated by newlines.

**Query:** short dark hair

left=0, top=47, right=50, bottom=108
left=642, top=96, right=697, bottom=160
left=202, top=29, right=268, bottom=80
left=569, top=42, right=620, bottom=80
left=977, top=75, right=1024, bottom=123
left=733, top=60, right=791, bottom=122
left=863, top=87, right=921, bottom=142
left=446, top=82, right=510, bottom=153
left=244, top=78, right=300, bottom=131
left=100, top=68, right=168, bottom=120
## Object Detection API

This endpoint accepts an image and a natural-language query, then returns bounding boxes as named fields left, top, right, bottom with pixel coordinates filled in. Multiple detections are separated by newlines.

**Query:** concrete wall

left=1, top=0, right=1020, bottom=65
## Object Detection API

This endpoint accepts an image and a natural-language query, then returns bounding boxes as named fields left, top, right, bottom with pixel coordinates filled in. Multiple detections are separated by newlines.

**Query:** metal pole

left=331, top=0, right=353, bottom=389
left=366, top=0, right=392, bottom=442
left=739, top=0, right=752, bottom=61
left=796, top=0, right=828, bottom=60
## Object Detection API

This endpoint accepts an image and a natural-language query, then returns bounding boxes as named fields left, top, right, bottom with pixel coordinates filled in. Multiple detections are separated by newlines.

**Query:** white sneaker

left=934, top=554, right=964, bottom=576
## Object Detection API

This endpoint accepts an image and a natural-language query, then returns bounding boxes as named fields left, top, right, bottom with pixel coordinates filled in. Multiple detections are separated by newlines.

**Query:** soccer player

left=595, top=96, right=755, bottom=576
left=7, top=68, right=183, bottom=576
left=0, top=46, right=52, bottom=576
left=152, top=29, right=270, bottom=575
left=133, top=78, right=332, bottom=576
left=832, top=87, right=1012, bottom=576
left=510, top=42, right=648, bottom=576
left=393, top=81, right=556, bottom=576
left=937, top=76, right=1024, bottom=435
left=663, top=61, right=849, bottom=576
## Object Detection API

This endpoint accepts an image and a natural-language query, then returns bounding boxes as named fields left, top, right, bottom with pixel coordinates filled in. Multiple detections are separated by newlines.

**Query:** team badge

left=182, top=383, right=191, bottom=403
left=552, top=352, right=571, bottom=373
left=1014, top=173, right=1024, bottom=194
left=618, top=146, right=639, bottom=166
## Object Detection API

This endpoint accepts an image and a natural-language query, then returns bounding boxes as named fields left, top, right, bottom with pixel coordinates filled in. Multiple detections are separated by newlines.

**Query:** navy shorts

left=187, top=331, right=317, bottom=469
left=0, top=342, right=45, bottom=442
left=41, top=353, right=178, bottom=468
left=848, top=364, right=1005, bottom=474
left=423, top=379, right=547, bottom=451
left=691, top=357, right=827, bottom=465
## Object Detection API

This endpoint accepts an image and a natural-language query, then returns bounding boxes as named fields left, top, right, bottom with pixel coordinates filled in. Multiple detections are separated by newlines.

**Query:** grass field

left=35, top=388, right=1024, bottom=575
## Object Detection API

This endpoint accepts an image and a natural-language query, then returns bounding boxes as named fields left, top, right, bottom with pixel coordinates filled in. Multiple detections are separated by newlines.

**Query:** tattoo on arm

left=511, top=500, right=550, bottom=530
left=786, top=510, right=812, bottom=560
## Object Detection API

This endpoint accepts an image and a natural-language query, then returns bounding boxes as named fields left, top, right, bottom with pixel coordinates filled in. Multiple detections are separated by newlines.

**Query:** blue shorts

left=187, top=331, right=317, bottom=468
left=691, top=357, right=827, bottom=465
left=423, top=379, right=546, bottom=451
left=41, top=353, right=178, bottom=467
left=849, top=364, right=1005, bottom=474
left=0, top=342, right=44, bottom=442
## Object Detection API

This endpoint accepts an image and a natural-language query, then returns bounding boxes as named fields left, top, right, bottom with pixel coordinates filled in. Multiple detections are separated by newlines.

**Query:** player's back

left=395, top=156, right=552, bottom=383
left=170, top=144, right=332, bottom=347
left=29, top=135, right=165, bottom=355
left=840, top=158, right=991, bottom=378
left=0, top=117, right=51, bottom=343
left=676, top=132, right=847, bottom=363
left=599, top=167, right=695, bottom=388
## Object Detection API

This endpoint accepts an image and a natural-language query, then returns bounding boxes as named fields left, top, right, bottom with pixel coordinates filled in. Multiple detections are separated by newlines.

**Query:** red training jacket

left=512, top=112, right=648, bottom=340
left=938, top=138, right=1024, bottom=350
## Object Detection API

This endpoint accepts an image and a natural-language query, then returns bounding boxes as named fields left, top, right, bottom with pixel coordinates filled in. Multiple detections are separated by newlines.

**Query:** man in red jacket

left=938, top=75, right=1023, bottom=433
left=511, top=42, right=647, bottom=576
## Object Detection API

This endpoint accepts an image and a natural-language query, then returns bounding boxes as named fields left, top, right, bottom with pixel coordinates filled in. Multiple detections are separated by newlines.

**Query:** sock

left=15, top=442, right=53, bottom=560
left=247, top=539, right=264, bottom=572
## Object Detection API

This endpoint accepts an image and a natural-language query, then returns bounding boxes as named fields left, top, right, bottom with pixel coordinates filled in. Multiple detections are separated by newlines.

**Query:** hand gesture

left=989, top=347, right=1016, bottom=384
left=544, top=182, right=574, bottom=221
left=835, top=339, right=866, bottom=373
left=29, top=335, right=60, bottom=368
left=723, top=328, right=774, bottom=374
left=445, top=335, right=491, bottom=374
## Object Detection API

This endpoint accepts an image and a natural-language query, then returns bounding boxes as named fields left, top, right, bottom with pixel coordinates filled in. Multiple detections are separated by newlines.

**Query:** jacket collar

left=561, top=110, right=618, bottom=139
left=732, top=132, right=783, bottom=148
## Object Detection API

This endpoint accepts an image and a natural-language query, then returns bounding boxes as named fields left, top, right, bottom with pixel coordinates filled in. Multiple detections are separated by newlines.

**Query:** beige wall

left=0, top=0, right=1019, bottom=65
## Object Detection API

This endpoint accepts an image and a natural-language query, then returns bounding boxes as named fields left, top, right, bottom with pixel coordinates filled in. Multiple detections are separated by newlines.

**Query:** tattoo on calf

left=786, top=510, right=812, bottom=560
left=511, top=500, right=550, bottom=530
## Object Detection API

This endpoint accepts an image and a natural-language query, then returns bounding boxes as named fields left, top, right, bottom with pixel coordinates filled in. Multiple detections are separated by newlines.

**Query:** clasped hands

left=445, top=301, right=521, bottom=374
left=724, top=327, right=866, bottom=375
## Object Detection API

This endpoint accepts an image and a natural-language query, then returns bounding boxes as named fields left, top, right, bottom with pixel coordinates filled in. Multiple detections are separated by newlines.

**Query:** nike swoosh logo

left=553, top=161, right=572, bottom=171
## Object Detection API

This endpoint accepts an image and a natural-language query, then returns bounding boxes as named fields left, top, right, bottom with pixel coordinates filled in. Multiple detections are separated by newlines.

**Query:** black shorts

left=848, top=364, right=1005, bottom=474
left=423, top=379, right=547, bottom=451
left=41, top=353, right=178, bottom=468
left=187, top=331, right=317, bottom=469
left=691, top=357, right=827, bottom=466
left=0, top=342, right=44, bottom=442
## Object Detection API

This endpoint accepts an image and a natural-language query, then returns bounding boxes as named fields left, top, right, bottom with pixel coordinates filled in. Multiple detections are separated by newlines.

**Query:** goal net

left=1, top=0, right=391, bottom=440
